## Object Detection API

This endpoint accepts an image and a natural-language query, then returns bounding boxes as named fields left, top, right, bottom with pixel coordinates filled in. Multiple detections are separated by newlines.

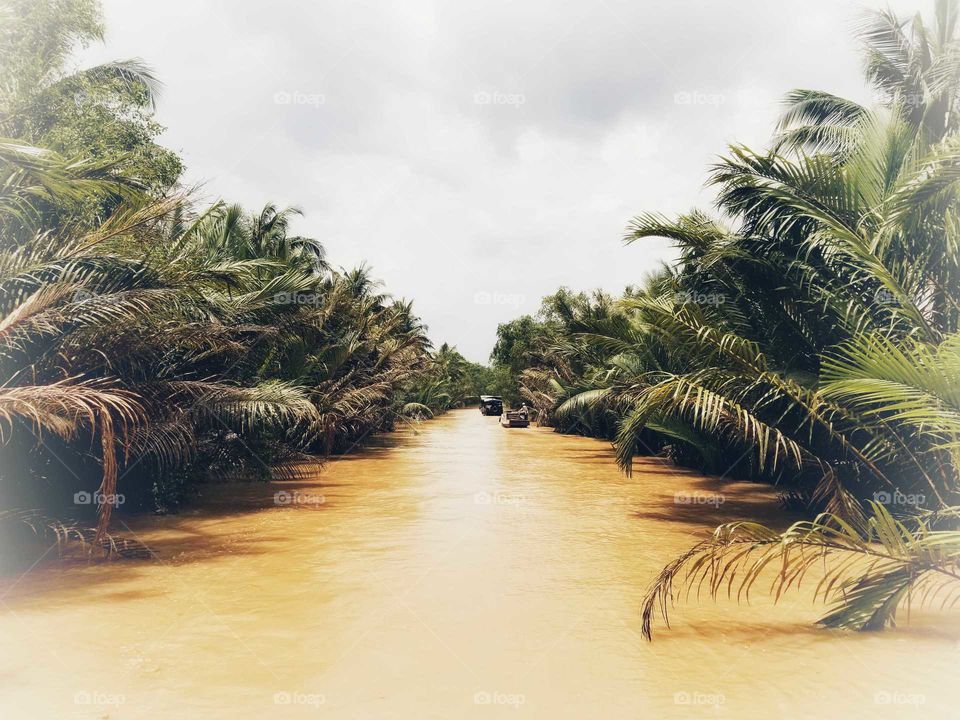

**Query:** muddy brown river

left=1, top=409, right=958, bottom=718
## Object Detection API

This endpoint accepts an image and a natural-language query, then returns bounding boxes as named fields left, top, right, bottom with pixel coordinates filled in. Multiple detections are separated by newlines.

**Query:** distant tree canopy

left=490, top=288, right=620, bottom=402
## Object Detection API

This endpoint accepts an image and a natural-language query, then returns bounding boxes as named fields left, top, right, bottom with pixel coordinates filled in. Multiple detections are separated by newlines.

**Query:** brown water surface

left=1, top=409, right=958, bottom=718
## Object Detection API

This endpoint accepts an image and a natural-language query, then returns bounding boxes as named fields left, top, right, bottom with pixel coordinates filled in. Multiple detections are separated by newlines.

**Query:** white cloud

left=79, top=0, right=926, bottom=361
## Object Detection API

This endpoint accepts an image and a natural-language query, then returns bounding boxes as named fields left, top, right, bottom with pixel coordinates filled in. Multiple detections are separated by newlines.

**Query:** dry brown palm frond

left=0, top=379, right=142, bottom=442
left=0, top=380, right=145, bottom=538
left=69, top=193, right=188, bottom=255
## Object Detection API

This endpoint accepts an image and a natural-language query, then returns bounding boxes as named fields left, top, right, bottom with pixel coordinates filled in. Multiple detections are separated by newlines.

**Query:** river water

left=1, top=409, right=958, bottom=718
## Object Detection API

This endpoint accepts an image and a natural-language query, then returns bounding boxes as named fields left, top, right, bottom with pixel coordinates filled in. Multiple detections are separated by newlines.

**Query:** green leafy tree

left=0, top=0, right=183, bottom=207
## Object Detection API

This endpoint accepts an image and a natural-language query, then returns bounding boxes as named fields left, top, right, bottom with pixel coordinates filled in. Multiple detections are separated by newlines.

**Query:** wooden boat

left=479, top=395, right=503, bottom=416
left=500, top=409, right=530, bottom=428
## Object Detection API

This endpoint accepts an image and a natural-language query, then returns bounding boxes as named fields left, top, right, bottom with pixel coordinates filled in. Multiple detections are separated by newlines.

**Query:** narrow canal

left=1, top=409, right=957, bottom=718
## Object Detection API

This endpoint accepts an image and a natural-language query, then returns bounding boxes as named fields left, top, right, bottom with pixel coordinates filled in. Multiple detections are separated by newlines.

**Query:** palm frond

left=642, top=503, right=960, bottom=639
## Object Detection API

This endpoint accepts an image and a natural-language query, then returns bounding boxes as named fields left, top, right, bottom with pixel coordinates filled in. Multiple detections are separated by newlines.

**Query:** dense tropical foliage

left=496, top=0, right=960, bottom=634
left=6, top=0, right=960, bottom=637
left=0, top=0, right=487, bottom=559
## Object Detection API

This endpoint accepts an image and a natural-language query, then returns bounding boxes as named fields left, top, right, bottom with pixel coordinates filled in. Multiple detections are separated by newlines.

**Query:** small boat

left=479, top=395, right=503, bottom=416
left=500, top=409, right=530, bottom=428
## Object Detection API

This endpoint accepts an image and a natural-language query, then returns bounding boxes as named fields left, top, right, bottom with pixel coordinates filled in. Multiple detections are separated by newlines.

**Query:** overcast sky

left=79, top=0, right=923, bottom=362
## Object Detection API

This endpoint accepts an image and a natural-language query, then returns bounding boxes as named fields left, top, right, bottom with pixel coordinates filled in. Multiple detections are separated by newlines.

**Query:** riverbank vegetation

left=495, top=0, right=960, bottom=634
left=0, top=0, right=484, bottom=555
left=5, top=0, right=960, bottom=639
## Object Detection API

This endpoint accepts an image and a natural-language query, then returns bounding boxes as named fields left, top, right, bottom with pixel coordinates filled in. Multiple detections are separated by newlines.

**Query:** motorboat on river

left=500, top=407, right=530, bottom=428
left=479, top=395, right=503, bottom=416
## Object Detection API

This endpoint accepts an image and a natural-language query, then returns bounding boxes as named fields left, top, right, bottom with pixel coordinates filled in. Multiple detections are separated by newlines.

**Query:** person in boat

left=518, top=403, right=530, bottom=419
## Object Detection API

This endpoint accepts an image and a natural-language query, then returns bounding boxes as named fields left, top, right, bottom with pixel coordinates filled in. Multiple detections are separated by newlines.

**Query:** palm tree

left=545, top=106, right=960, bottom=512
left=0, top=0, right=461, bottom=559
left=0, top=0, right=162, bottom=135
left=0, top=137, right=442, bottom=541
left=776, top=0, right=960, bottom=154
left=504, top=0, right=960, bottom=635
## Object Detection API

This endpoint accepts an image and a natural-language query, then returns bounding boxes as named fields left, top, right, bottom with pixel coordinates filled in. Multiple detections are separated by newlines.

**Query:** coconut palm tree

left=499, top=1, right=960, bottom=634
left=0, top=137, right=444, bottom=542
left=776, top=0, right=960, bottom=154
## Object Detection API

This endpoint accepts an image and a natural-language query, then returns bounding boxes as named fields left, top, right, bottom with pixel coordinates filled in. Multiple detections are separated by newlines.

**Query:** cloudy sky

left=80, top=0, right=923, bottom=361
